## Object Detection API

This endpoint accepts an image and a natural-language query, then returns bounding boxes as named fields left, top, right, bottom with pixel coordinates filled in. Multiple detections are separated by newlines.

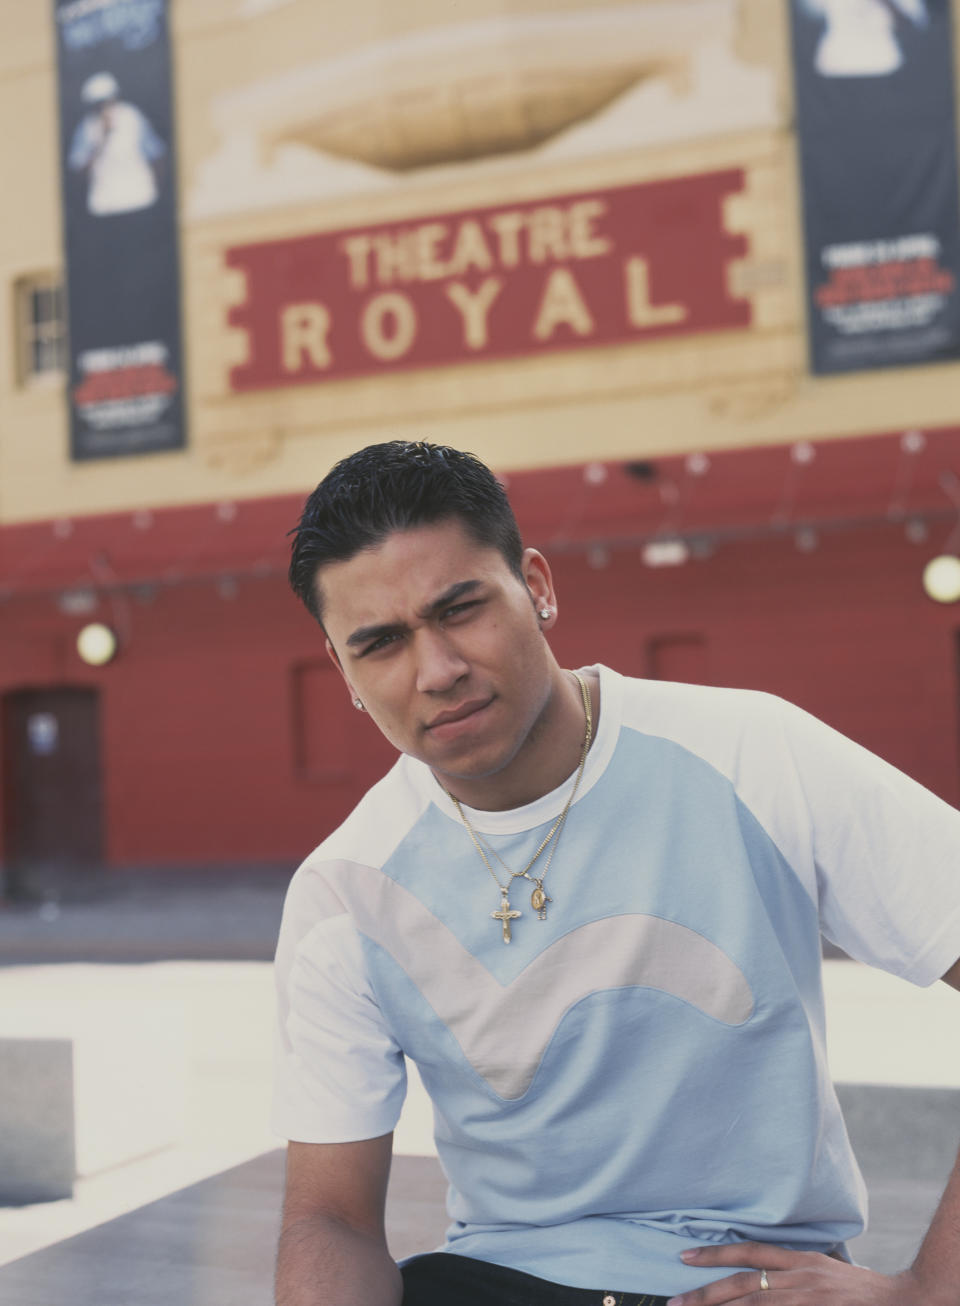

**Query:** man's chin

left=427, top=745, right=519, bottom=788
left=429, top=757, right=505, bottom=786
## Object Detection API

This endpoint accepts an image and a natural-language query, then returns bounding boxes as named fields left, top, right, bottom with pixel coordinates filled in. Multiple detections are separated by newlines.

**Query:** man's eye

left=362, top=632, right=401, bottom=656
left=442, top=601, right=480, bottom=621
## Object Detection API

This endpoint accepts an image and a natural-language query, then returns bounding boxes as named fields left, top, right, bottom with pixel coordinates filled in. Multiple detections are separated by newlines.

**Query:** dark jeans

left=400, top=1253, right=670, bottom=1306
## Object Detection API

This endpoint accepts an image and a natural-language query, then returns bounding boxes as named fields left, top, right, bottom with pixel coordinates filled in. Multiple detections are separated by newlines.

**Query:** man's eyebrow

left=345, top=620, right=406, bottom=650
left=344, top=580, right=484, bottom=650
left=416, top=579, right=483, bottom=620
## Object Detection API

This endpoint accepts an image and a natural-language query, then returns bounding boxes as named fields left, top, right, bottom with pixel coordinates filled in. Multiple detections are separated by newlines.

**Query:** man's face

left=320, top=519, right=559, bottom=794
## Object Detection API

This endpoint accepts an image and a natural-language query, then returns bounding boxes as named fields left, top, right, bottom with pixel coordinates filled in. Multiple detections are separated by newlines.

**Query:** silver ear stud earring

left=353, top=698, right=365, bottom=711
left=538, top=608, right=552, bottom=620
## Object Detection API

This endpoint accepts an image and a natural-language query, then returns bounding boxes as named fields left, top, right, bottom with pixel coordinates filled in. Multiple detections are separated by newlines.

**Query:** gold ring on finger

left=759, top=1269, right=770, bottom=1291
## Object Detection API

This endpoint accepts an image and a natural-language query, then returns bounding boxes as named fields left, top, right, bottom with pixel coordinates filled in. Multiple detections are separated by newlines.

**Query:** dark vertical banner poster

left=790, top=0, right=960, bottom=374
left=54, top=0, right=185, bottom=459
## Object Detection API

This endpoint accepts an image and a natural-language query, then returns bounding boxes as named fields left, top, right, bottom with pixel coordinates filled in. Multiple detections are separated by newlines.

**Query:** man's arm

left=275, top=1134, right=402, bottom=1306
left=667, top=958, right=960, bottom=1306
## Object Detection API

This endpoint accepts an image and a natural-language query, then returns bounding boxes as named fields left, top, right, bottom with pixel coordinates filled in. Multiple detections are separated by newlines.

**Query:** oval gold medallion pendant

left=530, top=877, right=551, bottom=919
left=530, top=882, right=551, bottom=918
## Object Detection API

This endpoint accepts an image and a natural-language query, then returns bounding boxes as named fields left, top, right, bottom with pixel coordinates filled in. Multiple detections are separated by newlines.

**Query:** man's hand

left=666, top=1243, right=935, bottom=1306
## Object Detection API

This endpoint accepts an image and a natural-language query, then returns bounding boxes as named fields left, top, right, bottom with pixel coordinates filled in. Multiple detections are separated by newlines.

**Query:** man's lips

left=425, top=698, right=494, bottom=732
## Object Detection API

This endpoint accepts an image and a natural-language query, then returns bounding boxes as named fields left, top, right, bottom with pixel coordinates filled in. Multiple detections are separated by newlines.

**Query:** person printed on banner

left=67, top=72, right=167, bottom=216
left=800, top=0, right=929, bottom=77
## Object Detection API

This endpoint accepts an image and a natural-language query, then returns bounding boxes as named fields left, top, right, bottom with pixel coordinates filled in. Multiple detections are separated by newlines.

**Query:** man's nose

left=414, top=628, right=469, bottom=693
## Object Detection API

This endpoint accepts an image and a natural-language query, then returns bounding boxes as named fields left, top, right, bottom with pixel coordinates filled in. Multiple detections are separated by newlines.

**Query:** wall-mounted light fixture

left=922, top=555, right=960, bottom=604
left=76, top=622, right=119, bottom=666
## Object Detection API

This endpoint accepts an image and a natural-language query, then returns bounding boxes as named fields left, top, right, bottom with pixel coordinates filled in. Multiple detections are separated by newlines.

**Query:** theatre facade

left=2, top=0, right=960, bottom=889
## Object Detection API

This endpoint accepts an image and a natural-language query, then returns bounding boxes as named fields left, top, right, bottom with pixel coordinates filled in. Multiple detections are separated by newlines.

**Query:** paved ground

left=0, top=867, right=289, bottom=965
left=0, top=872, right=958, bottom=1302
left=0, top=1150, right=450, bottom=1306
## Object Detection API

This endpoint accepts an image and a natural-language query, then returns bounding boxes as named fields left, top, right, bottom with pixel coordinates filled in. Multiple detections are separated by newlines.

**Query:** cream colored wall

left=0, top=4, right=69, bottom=521
left=2, top=0, right=960, bottom=526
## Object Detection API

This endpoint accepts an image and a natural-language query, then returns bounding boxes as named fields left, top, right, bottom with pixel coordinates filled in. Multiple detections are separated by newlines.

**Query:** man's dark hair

left=289, top=441, right=524, bottom=624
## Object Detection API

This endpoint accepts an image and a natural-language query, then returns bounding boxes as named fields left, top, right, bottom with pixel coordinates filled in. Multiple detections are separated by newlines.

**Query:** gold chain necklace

left=444, top=671, right=593, bottom=944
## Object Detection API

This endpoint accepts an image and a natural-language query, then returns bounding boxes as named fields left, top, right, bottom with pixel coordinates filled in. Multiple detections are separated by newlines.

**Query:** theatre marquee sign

left=226, top=171, right=749, bottom=391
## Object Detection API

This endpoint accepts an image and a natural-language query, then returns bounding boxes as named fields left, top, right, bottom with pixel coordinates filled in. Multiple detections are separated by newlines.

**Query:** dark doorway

left=1, top=687, right=104, bottom=898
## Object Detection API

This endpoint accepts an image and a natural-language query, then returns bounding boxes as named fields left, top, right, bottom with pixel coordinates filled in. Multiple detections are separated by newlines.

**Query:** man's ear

left=325, top=637, right=357, bottom=701
left=521, top=547, right=558, bottom=629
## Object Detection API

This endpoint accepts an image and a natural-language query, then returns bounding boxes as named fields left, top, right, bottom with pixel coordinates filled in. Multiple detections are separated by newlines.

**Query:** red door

left=1, top=688, right=104, bottom=897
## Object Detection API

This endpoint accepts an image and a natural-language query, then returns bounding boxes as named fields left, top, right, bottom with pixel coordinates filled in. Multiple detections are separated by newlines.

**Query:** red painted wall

left=2, top=433, right=959, bottom=873
left=0, top=576, right=397, bottom=867
left=545, top=526, right=960, bottom=806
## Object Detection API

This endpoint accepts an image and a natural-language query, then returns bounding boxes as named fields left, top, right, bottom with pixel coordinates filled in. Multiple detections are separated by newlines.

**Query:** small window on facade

left=15, top=275, right=67, bottom=384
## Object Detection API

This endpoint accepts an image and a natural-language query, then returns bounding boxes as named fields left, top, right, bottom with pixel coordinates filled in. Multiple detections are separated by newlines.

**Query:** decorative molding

left=203, top=427, right=282, bottom=474
left=705, top=374, right=800, bottom=421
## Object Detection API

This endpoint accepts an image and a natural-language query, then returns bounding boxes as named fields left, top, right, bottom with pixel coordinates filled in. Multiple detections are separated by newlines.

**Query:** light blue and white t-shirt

left=273, top=665, right=960, bottom=1296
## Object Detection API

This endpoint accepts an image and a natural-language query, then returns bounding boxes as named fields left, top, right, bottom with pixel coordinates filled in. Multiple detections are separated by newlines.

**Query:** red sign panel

left=226, top=171, right=750, bottom=391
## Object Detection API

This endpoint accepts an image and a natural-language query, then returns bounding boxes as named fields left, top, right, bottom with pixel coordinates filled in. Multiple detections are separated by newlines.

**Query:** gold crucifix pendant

left=530, top=881, right=552, bottom=920
left=491, top=892, right=521, bottom=943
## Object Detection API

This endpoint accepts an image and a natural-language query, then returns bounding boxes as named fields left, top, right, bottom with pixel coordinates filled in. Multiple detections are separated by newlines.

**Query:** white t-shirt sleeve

left=776, top=697, right=960, bottom=986
left=272, top=865, right=407, bottom=1143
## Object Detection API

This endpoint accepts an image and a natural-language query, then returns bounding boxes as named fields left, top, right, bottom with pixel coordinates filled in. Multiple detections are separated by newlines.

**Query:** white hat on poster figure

left=800, top=0, right=929, bottom=78
left=81, top=72, right=120, bottom=105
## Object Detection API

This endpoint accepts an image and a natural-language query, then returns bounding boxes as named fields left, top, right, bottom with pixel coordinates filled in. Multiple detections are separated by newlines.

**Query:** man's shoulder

left=299, top=753, right=432, bottom=875
left=278, top=755, right=434, bottom=949
left=613, top=668, right=785, bottom=736
left=602, top=669, right=811, bottom=798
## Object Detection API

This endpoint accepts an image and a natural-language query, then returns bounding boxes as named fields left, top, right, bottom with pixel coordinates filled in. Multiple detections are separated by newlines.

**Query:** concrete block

left=837, top=1083, right=960, bottom=1275
left=836, top=1083, right=960, bottom=1183
left=0, top=997, right=186, bottom=1205
left=0, top=1039, right=75, bottom=1204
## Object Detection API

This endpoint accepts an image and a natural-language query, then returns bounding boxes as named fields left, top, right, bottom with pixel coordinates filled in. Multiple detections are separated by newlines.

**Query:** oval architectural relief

left=221, top=4, right=733, bottom=171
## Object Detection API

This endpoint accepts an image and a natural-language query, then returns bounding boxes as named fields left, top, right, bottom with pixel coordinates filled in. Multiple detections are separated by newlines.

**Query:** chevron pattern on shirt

left=307, top=861, right=755, bottom=1099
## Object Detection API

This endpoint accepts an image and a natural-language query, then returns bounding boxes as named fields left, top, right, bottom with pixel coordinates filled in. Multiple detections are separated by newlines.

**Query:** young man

left=275, top=441, right=960, bottom=1306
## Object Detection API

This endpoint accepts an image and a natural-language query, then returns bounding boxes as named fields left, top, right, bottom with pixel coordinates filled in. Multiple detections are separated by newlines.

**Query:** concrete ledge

left=0, top=1149, right=452, bottom=1305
